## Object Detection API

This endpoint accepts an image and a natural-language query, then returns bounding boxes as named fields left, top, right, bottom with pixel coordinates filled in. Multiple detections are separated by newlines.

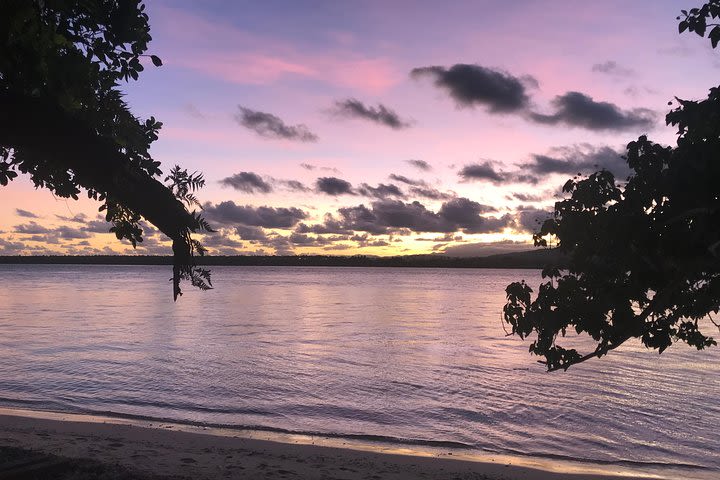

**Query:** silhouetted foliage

left=677, top=1, right=720, bottom=46
left=0, top=0, right=212, bottom=298
left=504, top=3, right=720, bottom=371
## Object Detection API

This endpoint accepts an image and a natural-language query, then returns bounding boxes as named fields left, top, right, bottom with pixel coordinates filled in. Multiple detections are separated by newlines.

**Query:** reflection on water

left=0, top=265, right=718, bottom=477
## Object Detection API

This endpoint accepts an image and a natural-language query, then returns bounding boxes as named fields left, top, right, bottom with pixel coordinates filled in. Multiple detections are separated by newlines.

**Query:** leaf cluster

left=165, top=166, right=207, bottom=210
left=0, top=1, right=212, bottom=297
left=678, top=1, right=720, bottom=47
left=1, top=1, right=163, bottom=192
left=506, top=127, right=720, bottom=370
left=504, top=4, right=720, bottom=370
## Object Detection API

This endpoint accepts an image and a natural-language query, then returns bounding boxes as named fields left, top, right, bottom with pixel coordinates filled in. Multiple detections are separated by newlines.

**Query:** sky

left=2, top=0, right=719, bottom=257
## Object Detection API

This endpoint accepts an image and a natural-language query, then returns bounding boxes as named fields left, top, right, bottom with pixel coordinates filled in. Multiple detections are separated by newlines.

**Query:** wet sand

left=0, top=409, right=666, bottom=480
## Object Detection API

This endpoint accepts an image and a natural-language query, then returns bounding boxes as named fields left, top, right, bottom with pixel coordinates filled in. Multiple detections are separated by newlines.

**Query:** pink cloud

left=152, top=5, right=402, bottom=94
left=325, top=58, right=401, bottom=94
left=173, top=53, right=317, bottom=85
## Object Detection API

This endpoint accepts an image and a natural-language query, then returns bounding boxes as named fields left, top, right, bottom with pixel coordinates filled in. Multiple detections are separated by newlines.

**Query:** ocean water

left=0, top=265, right=718, bottom=477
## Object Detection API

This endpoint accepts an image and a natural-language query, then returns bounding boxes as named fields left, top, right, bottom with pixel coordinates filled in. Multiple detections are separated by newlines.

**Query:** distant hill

left=0, top=249, right=566, bottom=269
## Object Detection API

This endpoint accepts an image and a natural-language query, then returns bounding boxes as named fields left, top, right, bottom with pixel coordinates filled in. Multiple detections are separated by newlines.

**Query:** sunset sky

left=1, top=0, right=718, bottom=257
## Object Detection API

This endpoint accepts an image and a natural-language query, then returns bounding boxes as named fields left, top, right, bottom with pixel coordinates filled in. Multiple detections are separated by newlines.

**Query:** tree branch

left=546, top=284, right=678, bottom=372
left=0, top=90, right=196, bottom=299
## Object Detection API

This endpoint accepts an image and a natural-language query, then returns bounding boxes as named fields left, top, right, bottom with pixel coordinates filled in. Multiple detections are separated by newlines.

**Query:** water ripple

left=0, top=265, right=718, bottom=477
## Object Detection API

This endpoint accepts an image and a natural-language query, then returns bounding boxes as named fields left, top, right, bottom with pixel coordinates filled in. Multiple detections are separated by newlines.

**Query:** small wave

left=0, top=400, right=715, bottom=474
left=389, top=380, right=425, bottom=390
left=27, top=406, right=477, bottom=450
left=88, top=398, right=281, bottom=417
left=0, top=396, right=69, bottom=411
left=501, top=447, right=710, bottom=471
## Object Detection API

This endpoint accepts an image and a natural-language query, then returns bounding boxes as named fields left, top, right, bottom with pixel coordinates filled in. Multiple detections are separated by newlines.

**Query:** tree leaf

left=710, top=26, right=720, bottom=48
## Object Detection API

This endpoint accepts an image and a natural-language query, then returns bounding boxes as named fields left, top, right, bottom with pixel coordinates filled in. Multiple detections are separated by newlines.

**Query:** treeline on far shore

left=0, top=249, right=566, bottom=269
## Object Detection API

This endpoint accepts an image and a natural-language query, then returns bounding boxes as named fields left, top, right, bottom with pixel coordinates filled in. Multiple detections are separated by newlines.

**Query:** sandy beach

left=0, top=409, right=671, bottom=480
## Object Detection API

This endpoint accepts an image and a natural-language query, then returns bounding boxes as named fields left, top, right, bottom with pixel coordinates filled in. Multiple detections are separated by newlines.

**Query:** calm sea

left=0, top=265, right=717, bottom=477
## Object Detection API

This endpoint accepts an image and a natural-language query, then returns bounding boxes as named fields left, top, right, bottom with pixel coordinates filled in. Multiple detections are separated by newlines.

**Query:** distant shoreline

left=0, top=249, right=564, bottom=269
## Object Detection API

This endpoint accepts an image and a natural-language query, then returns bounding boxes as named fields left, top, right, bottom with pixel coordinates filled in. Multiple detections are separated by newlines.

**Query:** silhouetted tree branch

left=0, top=0, right=212, bottom=298
left=504, top=2, right=720, bottom=371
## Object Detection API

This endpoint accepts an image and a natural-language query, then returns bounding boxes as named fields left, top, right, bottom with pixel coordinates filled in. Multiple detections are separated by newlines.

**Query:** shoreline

left=0, top=251, right=563, bottom=269
left=0, top=407, right=685, bottom=480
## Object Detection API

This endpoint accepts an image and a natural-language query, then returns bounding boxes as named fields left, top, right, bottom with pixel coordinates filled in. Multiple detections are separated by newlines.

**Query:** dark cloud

left=406, top=159, right=431, bottom=171
left=509, top=192, right=546, bottom=203
left=55, top=226, right=91, bottom=239
left=134, top=236, right=172, bottom=255
left=411, top=64, right=533, bottom=112
left=16, top=209, right=39, bottom=218
left=622, top=86, right=658, bottom=98
left=591, top=61, right=634, bottom=77
left=295, top=215, right=352, bottom=235
left=416, top=233, right=463, bottom=243
left=204, top=201, right=308, bottom=228
left=389, top=174, right=422, bottom=186
left=442, top=239, right=532, bottom=257
left=242, top=231, right=352, bottom=251
left=513, top=173, right=541, bottom=185
left=219, top=172, right=310, bottom=193
left=301, top=163, right=340, bottom=173
left=27, top=234, right=59, bottom=244
left=288, top=233, right=350, bottom=247
left=324, top=244, right=353, bottom=251
left=439, top=197, right=496, bottom=216
left=138, top=220, right=161, bottom=237
left=529, top=92, right=655, bottom=131
left=288, top=233, right=325, bottom=246
left=0, top=237, right=26, bottom=254
left=14, top=222, right=51, bottom=234
left=357, top=183, right=405, bottom=199
left=521, top=145, right=631, bottom=179
left=332, top=98, right=411, bottom=129
left=408, top=186, right=455, bottom=201
left=197, top=233, right=244, bottom=249
left=350, top=233, right=390, bottom=248
left=235, top=225, right=269, bottom=242
left=335, top=204, right=389, bottom=235
left=316, top=177, right=355, bottom=196
left=458, top=161, right=508, bottom=184
left=458, top=146, right=629, bottom=186
left=84, top=220, right=111, bottom=233
left=56, top=213, right=88, bottom=223
left=277, top=179, right=310, bottom=192
left=202, top=231, right=267, bottom=255
left=14, top=223, right=93, bottom=246
left=264, top=234, right=294, bottom=255
left=362, top=201, right=450, bottom=233
left=411, top=63, right=652, bottom=133
left=329, top=198, right=510, bottom=235
left=513, top=206, right=553, bottom=233
left=437, top=198, right=503, bottom=234
left=388, top=174, right=454, bottom=200
left=235, top=107, right=318, bottom=142
left=220, top=172, right=273, bottom=194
